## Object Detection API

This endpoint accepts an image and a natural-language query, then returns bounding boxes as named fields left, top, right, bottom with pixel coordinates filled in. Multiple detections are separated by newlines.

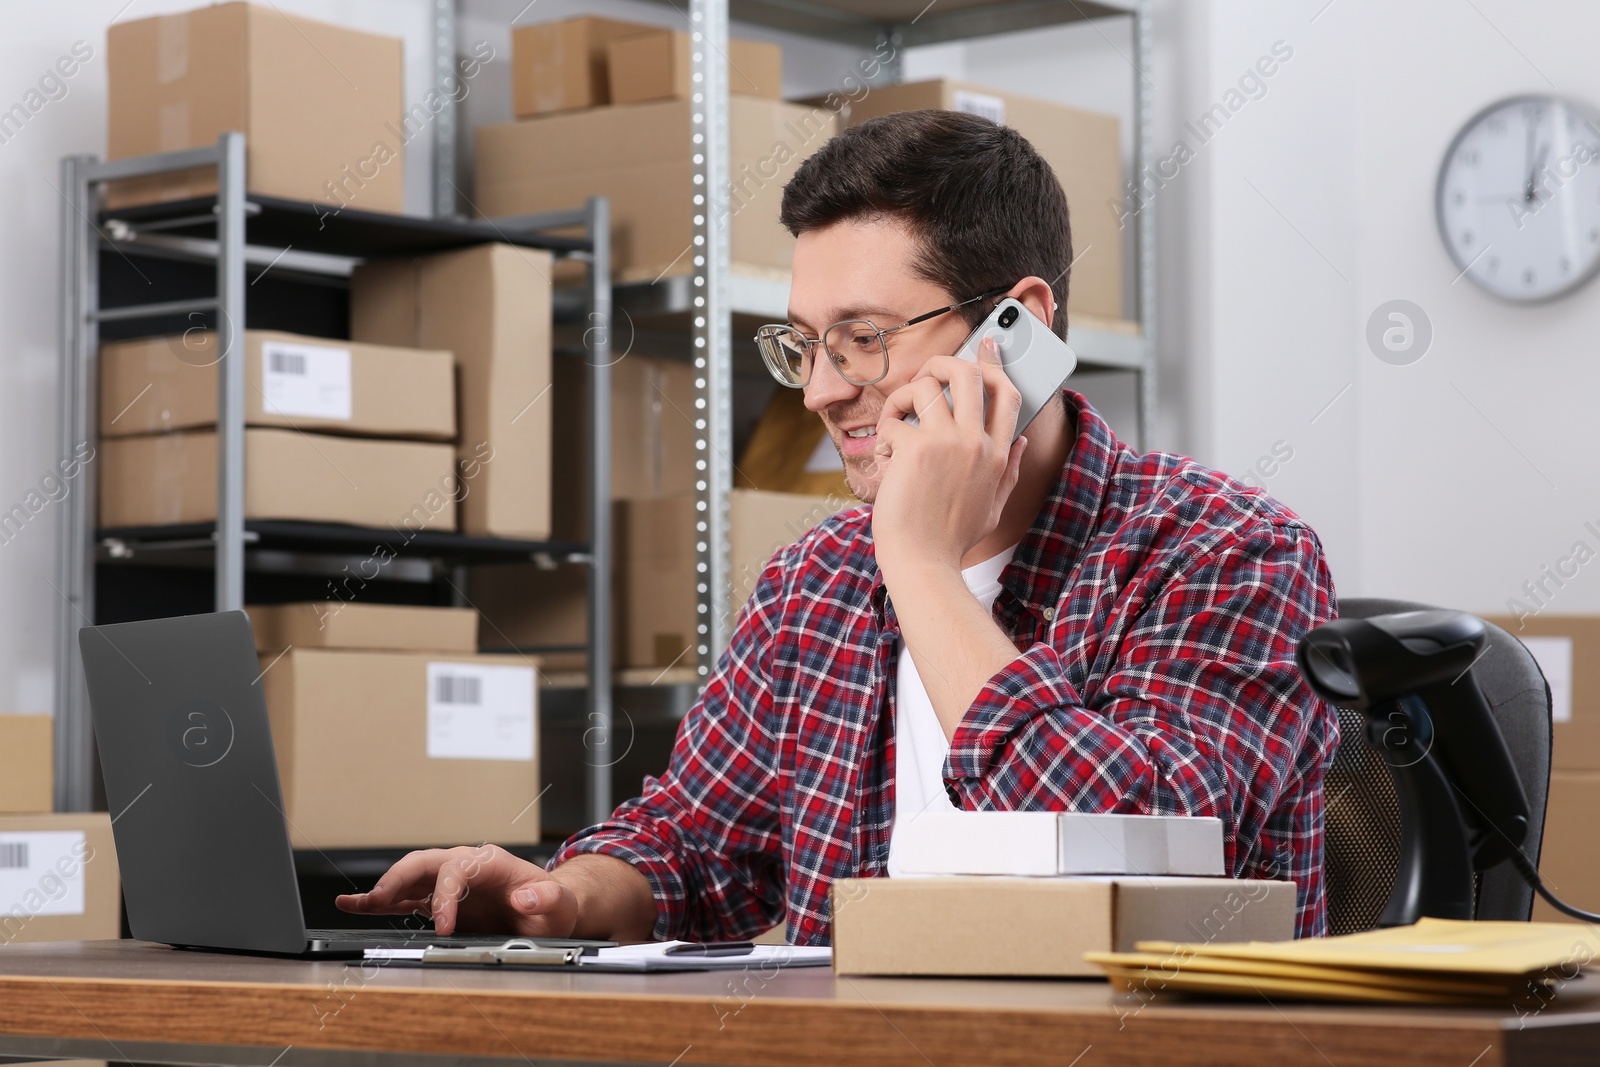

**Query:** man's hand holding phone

left=870, top=337, right=1029, bottom=585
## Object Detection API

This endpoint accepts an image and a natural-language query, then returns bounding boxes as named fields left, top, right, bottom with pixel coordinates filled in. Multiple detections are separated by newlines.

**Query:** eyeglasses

left=754, top=285, right=1012, bottom=388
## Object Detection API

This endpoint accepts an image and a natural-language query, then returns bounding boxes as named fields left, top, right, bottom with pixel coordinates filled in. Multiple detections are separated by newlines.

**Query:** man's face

left=788, top=218, right=979, bottom=502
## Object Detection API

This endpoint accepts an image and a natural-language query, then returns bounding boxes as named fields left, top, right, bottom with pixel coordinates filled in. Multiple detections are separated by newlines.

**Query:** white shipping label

left=0, top=831, right=88, bottom=917
left=952, top=89, right=1006, bottom=125
left=260, top=341, right=352, bottom=421
left=426, top=662, right=536, bottom=761
left=1521, top=636, right=1573, bottom=724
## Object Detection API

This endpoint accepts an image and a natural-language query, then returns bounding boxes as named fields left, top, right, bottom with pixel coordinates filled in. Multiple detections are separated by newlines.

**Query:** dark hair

left=780, top=109, right=1072, bottom=339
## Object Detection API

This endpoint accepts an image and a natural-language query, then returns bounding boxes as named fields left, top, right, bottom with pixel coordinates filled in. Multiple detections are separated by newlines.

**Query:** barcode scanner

left=1299, top=610, right=1599, bottom=924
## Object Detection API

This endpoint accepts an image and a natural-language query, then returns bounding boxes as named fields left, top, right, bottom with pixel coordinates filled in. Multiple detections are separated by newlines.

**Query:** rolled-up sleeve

left=550, top=552, right=789, bottom=942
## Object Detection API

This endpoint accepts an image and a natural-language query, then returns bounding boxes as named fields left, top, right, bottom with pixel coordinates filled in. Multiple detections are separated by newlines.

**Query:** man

left=339, top=110, right=1338, bottom=942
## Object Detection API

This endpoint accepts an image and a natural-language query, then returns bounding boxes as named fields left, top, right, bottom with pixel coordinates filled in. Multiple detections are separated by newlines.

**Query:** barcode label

left=434, top=674, right=482, bottom=706
left=260, top=341, right=352, bottom=421
left=268, top=349, right=307, bottom=375
left=0, top=832, right=88, bottom=917
left=952, top=89, right=1007, bottom=125
left=426, top=662, right=535, bottom=761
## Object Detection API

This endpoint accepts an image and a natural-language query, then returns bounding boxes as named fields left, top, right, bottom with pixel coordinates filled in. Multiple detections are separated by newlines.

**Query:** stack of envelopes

left=1085, top=917, right=1600, bottom=1006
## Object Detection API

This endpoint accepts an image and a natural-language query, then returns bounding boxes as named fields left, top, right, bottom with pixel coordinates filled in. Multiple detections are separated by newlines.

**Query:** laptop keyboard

left=306, top=929, right=610, bottom=948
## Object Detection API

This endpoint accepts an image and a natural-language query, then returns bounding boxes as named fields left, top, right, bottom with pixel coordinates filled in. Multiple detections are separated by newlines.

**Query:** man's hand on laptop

left=335, top=846, right=656, bottom=940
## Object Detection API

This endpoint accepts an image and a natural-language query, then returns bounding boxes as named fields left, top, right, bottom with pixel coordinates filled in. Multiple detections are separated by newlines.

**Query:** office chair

left=1319, top=598, right=1553, bottom=936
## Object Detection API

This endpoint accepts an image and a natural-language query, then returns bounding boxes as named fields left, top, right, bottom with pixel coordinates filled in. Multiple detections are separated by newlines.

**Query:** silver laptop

left=78, top=610, right=604, bottom=957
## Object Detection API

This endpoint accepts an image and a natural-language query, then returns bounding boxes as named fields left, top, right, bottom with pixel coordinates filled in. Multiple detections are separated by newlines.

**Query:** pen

left=664, top=941, right=756, bottom=957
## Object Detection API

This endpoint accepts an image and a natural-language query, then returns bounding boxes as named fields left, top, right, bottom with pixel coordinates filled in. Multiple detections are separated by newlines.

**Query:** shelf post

left=585, top=195, right=615, bottom=826
left=215, top=132, right=247, bottom=613
left=691, top=0, right=734, bottom=680
left=54, top=153, right=98, bottom=812
left=1134, top=0, right=1157, bottom=450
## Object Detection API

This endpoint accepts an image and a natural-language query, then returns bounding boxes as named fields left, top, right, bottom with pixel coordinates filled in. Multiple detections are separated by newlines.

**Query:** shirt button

left=1043, top=607, right=1056, bottom=621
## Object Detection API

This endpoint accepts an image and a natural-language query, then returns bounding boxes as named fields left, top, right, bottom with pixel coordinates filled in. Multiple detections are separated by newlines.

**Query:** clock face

left=1436, top=96, right=1600, bottom=302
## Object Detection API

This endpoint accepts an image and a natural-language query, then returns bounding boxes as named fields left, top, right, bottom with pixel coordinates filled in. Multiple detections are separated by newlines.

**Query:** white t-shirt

left=884, top=545, right=1017, bottom=877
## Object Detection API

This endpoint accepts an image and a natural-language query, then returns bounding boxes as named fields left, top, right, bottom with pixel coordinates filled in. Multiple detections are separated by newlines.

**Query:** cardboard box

left=100, top=331, right=455, bottom=441
left=247, top=603, right=477, bottom=655
left=895, top=812, right=1225, bottom=877
left=477, top=489, right=838, bottom=666
left=106, top=3, right=404, bottom=213
left=475, top=98, right=835, bottom=281
left=99, top=428, right=457, bottom=530
left=0, top=813, right=121, bottom=944
left=262, top=649, right=541, bottom=849
left=1533, top=772, right=1600, bottom=924
left=551, top=354, right=698, bottom=541
left=473, top=561, right=594, bottom=660
left=619, top=489, right=837, bottom=667
left=607, top=30, right=782, bottom=105
left=830, top=876, right=1298, bottom=978
left=1482, top=615, right=1597, bottom=771
left=839, top=79, right=1124, bottom=323
left=350, top=244, right=553, bottom=539
left=736, top=385, right=852, bottom=499
left=0, top=716, right=52, bottom=813
left=511, top=16, right=655, bottom=117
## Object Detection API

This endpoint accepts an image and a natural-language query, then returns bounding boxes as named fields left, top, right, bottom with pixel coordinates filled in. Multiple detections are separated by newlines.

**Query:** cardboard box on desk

left=1532, top=772, right=1600, bottom=923
left=0, top=715, right=52, bottom=813
left=475, top=98, right=835, bottom=282
left=607, top=30, right=782, bottom=105
left=550, top=354, right=698, bottom=542
left=100, top=331, right=455, bottom=441
left=1482, top=614, right=1598, bottom=770
left=830, top=876, right=1297, bottom=978
left=261, top=649, right=541, bottom=849
left=99, top=428, right=457, bottom=530
left=247, top=603, right=477, bottom=655
left=837, top=79, right=1124, bottom=323
left=350, top=244, right=553, bottom=540
left=105, top=2, right=404, bottom=212
left=511, top=16, right=655, bottom=117
left=0, top=813, right=121, bottom=943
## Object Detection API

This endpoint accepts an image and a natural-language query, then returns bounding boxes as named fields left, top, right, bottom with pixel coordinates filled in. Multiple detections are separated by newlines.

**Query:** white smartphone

left=903, top=297, right=1077, bottom=441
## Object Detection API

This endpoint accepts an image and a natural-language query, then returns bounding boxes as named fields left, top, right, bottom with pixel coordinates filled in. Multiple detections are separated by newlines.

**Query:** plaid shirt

left=554, top=391, right=1339, bottom=942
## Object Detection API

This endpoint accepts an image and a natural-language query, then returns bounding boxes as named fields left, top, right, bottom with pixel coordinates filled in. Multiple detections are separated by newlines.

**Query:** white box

left=895, top=811, right=1225, bottom=877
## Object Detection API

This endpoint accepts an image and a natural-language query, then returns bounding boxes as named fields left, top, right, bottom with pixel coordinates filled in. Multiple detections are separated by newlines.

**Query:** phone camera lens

left=998, top=305, right=1019, bottom=328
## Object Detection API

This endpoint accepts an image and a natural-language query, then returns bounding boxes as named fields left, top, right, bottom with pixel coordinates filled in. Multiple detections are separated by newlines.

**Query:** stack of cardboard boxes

left=99, top=330, right=462, bottom=531
left=1483, top=614, right=1600, bottom=921
left=251, top=603, right=542, bottom=847
left=0, top=717, right=121, bottom=944
left=477, top=16, right=815, bottom=284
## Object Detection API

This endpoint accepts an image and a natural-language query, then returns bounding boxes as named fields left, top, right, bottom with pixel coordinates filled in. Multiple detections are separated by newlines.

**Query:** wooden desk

left=0, top=940, right=1596, bottom=1067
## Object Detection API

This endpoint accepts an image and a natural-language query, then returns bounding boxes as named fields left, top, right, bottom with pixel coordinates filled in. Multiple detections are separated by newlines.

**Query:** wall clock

left=1436, top=95, right=1600, bottom=302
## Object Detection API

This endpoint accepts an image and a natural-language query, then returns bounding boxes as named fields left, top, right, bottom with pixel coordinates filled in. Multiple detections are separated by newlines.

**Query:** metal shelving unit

left=665, top=0, right=1156, bottom=676
left=56, top=134, right=616, bottom=825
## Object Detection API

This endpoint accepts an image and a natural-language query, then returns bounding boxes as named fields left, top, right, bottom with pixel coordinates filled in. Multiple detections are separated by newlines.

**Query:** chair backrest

left=1321, top=598, right=1553, bottom=935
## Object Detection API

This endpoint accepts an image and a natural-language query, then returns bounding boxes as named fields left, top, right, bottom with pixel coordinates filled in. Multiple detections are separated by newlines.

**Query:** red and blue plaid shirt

left=554, top=391, right=1340, bottom=942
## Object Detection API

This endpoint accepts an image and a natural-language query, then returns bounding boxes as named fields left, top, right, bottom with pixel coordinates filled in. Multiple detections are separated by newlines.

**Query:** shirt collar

left=1001, top=389, right=1120, bottom=618
left=867, top=390, right=1122, bottom=624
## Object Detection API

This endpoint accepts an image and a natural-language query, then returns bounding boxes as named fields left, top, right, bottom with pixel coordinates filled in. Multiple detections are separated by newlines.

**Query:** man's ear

left=1008, top=275, right=1058, bottom=331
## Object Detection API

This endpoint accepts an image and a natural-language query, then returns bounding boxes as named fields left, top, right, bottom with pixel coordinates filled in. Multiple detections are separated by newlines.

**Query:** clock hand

left=1527, top=143, right=1550, bottom=203
left=1523, top=107, right=1542, bottom=201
